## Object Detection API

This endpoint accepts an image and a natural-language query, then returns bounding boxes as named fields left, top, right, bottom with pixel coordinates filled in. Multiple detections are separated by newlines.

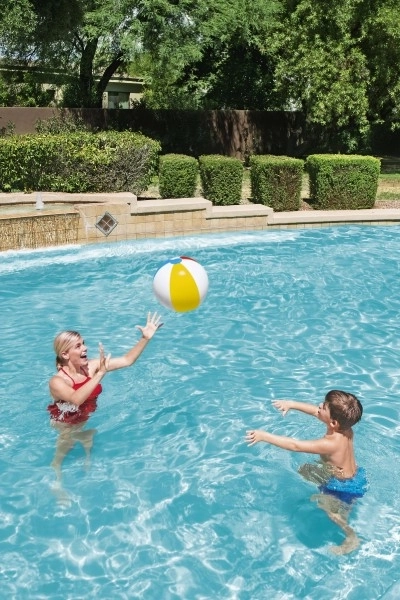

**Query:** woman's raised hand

left=136, top=311, right=163, bottom=340
left=98, top=343, right=111, bottom=373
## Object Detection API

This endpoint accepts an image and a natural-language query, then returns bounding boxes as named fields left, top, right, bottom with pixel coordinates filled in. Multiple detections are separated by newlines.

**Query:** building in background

left=0, top=64, right=144, bottom=108
left=103, top=75, right=144, bottom=108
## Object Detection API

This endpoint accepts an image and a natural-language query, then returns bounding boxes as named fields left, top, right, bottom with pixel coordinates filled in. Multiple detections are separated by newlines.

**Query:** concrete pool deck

left=1, top=192, right=400, bottom=252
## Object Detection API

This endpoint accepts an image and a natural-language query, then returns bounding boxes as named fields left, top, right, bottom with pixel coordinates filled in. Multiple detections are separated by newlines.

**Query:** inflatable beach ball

left=153, top=256, right=209, bottom=312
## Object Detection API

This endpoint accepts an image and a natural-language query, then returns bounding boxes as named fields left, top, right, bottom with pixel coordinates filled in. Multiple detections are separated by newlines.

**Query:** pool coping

left=269, top=207, right=400, bottom=225
left=131, top=197, right=400, bottom=225
left=1, top=192, right=400, bottom=252
left=1, top=192, right=400, bottom=224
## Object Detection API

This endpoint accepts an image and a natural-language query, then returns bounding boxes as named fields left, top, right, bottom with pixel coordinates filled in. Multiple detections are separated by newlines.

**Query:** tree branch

left=94, top=51, right=125, bottom=107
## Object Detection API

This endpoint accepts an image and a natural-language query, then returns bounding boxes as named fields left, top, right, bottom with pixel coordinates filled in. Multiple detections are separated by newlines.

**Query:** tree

left=1, top=0, right=282, bottom=110
left=273, top=0, right=400, bottom=150
left=0, top=0, right=140, bottom=107
left=0, top=0, right=36, bottom=53
left=0, top=68, right=56, bottom=107
left=0, top=1, right=57, bottom=106
left=138, top=0, right=282, bottom=109
left=272, top=0, right=369, bottom=150
left=63, top=0, right=140, bottom=107
left=359, top=0, right=400, bottom=127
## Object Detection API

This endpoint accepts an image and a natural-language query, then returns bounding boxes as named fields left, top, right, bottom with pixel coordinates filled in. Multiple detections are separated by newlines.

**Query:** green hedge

left=159, top=153, right=198, bottom=198
left=0, top=131, right=161, bottom=193
left=306, top=154, right=381, bottom=209
left=198, top=155, right=243, bottom=205
left=249, top=155, right=304, bottom=211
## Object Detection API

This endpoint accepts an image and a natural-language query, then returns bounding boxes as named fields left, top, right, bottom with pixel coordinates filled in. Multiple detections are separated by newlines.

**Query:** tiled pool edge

left=1, top=192, right=400, bottom=251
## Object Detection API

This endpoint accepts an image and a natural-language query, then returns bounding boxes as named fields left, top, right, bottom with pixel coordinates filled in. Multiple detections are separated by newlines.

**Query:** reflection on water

left=1, top=227, right=400, bottom=599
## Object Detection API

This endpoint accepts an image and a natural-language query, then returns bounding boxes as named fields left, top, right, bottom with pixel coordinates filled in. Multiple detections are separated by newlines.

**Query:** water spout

left=35, top=193, right=44, bottom=210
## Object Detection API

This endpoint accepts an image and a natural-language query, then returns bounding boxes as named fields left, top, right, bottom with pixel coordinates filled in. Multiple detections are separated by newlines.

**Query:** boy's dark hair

left=324, top=390, right=363, bottom=431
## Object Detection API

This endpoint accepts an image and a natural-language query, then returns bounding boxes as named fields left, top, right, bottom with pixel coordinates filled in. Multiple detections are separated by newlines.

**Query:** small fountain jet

left=35, top=193, right=44, bottom=210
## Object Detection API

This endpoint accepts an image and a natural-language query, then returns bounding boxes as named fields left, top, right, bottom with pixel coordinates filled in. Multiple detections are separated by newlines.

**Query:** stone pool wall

left=1, top=192, right=400, bottom=252
left=0, top=192, right=274, bottom=251
left=0, top=210, right=79, bottom=251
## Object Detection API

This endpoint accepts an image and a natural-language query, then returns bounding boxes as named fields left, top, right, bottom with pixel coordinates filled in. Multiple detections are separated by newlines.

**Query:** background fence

left=0, top=107, right=398, bottom=160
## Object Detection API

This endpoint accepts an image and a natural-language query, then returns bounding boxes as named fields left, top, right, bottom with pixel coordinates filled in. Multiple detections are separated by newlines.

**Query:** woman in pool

left=47, top=311, right=163, bottom=482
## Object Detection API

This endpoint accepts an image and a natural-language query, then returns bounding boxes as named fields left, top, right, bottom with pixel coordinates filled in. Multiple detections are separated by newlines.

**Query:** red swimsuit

left=47, top=368, right=103, bottom=425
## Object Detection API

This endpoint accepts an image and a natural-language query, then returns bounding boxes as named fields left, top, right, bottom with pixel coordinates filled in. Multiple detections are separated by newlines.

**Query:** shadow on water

left=292, top=500, right=342, bottom=549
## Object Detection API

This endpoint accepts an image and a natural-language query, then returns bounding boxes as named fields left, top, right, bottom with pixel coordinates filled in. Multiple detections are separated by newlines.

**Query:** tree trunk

left=79, top=37, right=98, bottom=107
left=94, top=52, right=124, bottom=108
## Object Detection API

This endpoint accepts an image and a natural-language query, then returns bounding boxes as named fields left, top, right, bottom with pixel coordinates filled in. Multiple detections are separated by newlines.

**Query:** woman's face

left=63, top=337, right=88, bottom=368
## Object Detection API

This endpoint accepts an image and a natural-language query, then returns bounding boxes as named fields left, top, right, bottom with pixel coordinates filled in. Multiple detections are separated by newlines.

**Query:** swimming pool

left=1, top=226, right=400, bottom=599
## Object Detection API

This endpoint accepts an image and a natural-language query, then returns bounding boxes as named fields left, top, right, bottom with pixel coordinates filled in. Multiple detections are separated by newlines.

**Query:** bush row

left=0, top=135, right=381, bottom=210
left=159, top=153, right=381, bottom=211
left=159, top=153, right=243, bottom=205
left=0, top=131, right=161, bottom=194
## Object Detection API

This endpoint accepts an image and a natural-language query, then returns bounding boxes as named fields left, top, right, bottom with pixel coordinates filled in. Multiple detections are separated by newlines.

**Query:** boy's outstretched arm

left=273, top=400, right=319, bottom=417
left=245, top=429, right=333, bottom=455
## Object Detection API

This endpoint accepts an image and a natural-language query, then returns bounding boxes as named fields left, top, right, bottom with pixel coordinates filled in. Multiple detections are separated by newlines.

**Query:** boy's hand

left=245, top=430, right=265, bottom=446
left=273, top=400, right=291, bottom=416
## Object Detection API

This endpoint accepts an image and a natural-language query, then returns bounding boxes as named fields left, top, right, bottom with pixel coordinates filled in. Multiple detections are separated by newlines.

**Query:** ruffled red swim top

left=47, top=368, right=103, bottom=425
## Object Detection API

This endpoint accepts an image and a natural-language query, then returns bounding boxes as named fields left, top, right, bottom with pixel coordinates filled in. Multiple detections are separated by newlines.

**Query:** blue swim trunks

left=319, top=467, right=368, bottom=504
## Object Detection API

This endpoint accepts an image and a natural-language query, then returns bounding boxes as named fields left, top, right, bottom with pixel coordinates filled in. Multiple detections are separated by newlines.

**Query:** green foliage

left=140, top=0, right=282, bottom=110
left=249, top=155, right=304, bottom=211
left=2, top=0, right=400, bottom=152
left=306, top=154, right=381, bottom=209
left=199, top=42, right=278, bottom=110
left=159, top=154, right=198, bottom=199
left=273, top=1, right=400, bottom=148
left=199, top=155, right=243, bottom=205
left=31, top=0, right=83, bottom=43
left=0, top=0, right=37, bottom=51
left=359, top=2, right=400, bottom=129
left=0, top=70, right=55, bottom=107
left=60, top=78, right=95, bottom=109
left=0, top=121, right=15, bottom=137
left=35, top=110, right=91, bottom=133
left=274, top=1, right=371, bottom=149
left=0, top=131, right=161, bottom=193
left=0, top=0, right=141, bottom=108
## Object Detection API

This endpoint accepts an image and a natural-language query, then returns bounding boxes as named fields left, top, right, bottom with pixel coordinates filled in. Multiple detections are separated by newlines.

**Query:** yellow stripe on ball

left=170, top=263, right=201, bottom=312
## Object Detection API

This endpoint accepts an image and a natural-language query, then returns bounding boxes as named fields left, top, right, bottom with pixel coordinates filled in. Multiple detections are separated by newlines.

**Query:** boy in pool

left=245, top=390, right=367, bottom=555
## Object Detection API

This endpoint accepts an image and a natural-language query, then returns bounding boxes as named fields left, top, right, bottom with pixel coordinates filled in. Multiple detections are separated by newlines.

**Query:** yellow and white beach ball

left=153, top=256, right=209, bottom=312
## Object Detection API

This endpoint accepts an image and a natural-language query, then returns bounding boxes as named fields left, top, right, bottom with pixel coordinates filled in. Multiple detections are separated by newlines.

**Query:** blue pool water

left=1, top=226, right=400, bottom=599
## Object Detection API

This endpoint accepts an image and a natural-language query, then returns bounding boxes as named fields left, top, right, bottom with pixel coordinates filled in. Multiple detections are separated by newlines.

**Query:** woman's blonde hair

left=53, top=330, right=82, bottom=370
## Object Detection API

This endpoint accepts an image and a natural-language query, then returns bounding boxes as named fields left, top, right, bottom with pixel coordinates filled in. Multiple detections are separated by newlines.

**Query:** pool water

left=1, top=226, right=400, bottom=600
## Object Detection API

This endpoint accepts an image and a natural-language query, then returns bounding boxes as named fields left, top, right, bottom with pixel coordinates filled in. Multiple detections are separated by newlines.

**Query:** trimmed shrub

left=159, top=153, right=198, bottom=198
left=198, top=154, right=243, bottom=205
left=0, top=131, right=161, bottom=193
left=249, top=155, right=304, bottom=211
left=306, top=154, right=381, bottom=209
